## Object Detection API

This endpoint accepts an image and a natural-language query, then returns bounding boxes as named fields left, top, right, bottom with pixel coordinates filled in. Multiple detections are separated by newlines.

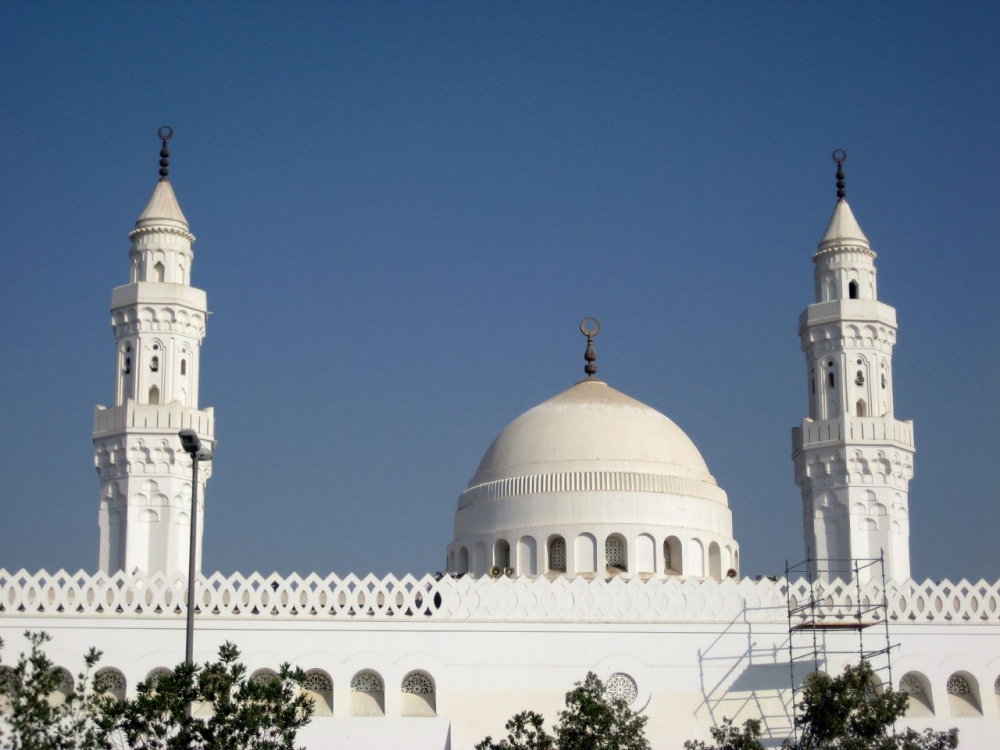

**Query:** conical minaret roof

left=818, top=198, right=869, bottom=250
left=135, top=178, right=189, bottom=231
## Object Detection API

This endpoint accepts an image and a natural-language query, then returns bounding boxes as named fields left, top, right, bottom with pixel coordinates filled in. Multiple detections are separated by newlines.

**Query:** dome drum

left=447, top=526, right=739, bottom=581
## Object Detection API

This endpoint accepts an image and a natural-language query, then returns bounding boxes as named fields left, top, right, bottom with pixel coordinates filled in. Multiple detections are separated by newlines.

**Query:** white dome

left=450, top=378, right=738, bottom=581
left=468, top=379, right=715, bottom=488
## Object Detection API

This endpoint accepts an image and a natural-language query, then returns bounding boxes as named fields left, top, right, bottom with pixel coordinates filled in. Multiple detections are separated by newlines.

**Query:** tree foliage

left=101, top=641, right=314, bottom=750
left=0, top=631, right=110, bottom=750
left=684, top=662, right=958, bottom=750
left=476, top=672, right=649, bottom=750
left=684, top=717, right=765, bottom=750
left=0, top=632, right=314, bottom=750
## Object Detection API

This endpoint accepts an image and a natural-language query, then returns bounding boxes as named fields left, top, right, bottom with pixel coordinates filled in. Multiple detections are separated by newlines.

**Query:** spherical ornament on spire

left=832, top=148, right=847, bottom=200
left=580, top=317, right=600, bottom=378
left=158, top=126, right=173, bottom=181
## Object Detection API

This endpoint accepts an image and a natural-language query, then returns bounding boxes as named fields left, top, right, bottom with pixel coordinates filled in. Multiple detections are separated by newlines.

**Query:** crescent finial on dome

left=580, top=317, right=600, bottom=378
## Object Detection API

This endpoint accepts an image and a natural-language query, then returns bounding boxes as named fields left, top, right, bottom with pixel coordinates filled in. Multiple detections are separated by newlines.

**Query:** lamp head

left=178, top=429, right=202, bottom=455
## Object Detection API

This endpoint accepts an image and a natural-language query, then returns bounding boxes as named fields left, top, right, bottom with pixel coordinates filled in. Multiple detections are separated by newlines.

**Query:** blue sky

left=1, top=2, right=997, bottom=582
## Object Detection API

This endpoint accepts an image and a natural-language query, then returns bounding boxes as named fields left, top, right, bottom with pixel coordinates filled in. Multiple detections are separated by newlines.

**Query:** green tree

left=792, top=662, right=957, bottom=750
left=684, top=717, right=765, bottom=750
left=101, top=642, right=314, bottom=750
left=0, top=631, right=111, bottom=750
left=1, top=632, right=314, bottom=750
left=684, top=662, right=958, bottom=750
left=476, top=672, right=649, bottom=750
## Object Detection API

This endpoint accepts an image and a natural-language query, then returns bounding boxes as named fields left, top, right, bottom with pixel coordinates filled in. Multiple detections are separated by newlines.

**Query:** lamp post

left=178, top=428, right=212, bottom=666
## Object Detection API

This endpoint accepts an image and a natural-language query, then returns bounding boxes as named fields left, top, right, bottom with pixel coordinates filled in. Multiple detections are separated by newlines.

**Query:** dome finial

left=158, top=126, right=173, bottom=181
left=580, top=317, right=600, bottom=378
left=832, top=149, right=847, bottom=200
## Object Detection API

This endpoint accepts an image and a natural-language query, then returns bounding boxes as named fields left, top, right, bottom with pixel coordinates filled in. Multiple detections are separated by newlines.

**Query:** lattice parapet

left=1, top=569, right=998, bottom=624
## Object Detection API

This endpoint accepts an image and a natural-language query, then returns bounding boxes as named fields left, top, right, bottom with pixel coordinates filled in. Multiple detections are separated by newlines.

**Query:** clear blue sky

left=1, top=2, right=997, bottom=582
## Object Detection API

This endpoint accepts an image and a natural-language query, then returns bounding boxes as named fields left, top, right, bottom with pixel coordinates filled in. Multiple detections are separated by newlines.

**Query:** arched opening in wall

left=548, top=535, right=567, bottom=573
left=827, top=371, right=835, bottom=389
left=350, top=670, right=385, bottom=717
left=148, top=385, right=160, bottom=405
left=575, top=533, right=597, bottom=574
left=48, top=668, right=74, bottom=706
left=251, top=669, right=279, bottom=685
left=636, top=533, right=655, bottom=574
left=123, top=356, right=131, bottom=375
left=180, top=359, right=187, bottom=376
left=898, top=672, right=934, bottom=718
left=96, top=668, right=127, bottom=701
left=688, top=539, right=705, bottom=578
left=302, top=670, right=333, bottom=717
left=518, top=536, right=538, bottom=575
left=848, top=280, right=859, bottom=299
left=150, top=355, right=159, bottom=372
left=605, top=534, right=627, bottom=573
left=0, top=666, right=16, bottom=713
left=154, top=262, right=165, bottom=282
left=473, top=542, right=487, bottom=577
left=457, top=547, right=469, bottom=575
left=856, top=399, right=868, bottom=417
left=946, top=672, right=982, bottom=717
left=401, top=671, right=436, bottom=717
left=493, top=539, right=511, bottom=568
left=708, top=542, right=722, bottom=580
left=663, top=537, right=682, bottom=575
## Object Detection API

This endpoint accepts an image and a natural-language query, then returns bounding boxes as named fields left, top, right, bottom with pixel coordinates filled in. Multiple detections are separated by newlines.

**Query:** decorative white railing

left=1, top=569, right=997, bottom=624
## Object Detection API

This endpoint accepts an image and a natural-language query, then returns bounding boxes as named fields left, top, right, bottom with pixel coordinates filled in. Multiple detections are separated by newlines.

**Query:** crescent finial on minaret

left=833, top=149, right=847, bottom=200
left=158, top=126, right=173, bottom=181
left=580, top=317, right=600, bottom=378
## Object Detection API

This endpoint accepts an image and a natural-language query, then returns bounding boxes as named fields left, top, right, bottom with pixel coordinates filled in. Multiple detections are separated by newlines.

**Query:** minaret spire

left=833, top=148, right=847, bottom=200
left=158, top=126, right=173, bottom=181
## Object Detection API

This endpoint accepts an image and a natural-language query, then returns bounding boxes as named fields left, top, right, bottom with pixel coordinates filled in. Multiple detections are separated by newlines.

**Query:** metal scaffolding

left=785, top=551, right=896, bottom=746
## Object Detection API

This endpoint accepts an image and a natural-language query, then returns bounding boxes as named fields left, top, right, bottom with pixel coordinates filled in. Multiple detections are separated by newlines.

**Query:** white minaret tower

left=93, top=128, right=216, bottom=577
left=792, top=151, right=914, bottom=582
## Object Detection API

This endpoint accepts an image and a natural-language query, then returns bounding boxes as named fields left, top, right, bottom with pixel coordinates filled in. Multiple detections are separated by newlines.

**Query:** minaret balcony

left=792, top=415, right=914, bottom=455
left=94, top=400, right=214, bottom=439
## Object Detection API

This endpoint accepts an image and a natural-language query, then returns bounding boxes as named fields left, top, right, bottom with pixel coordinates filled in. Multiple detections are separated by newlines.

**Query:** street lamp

left=178, top=428, right=213, bottom=667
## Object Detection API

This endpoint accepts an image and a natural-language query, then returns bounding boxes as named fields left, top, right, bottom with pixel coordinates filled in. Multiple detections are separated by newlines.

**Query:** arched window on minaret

left=856, top=399, right=868, bottom=417
left=148, top=385, right=160, bottom=405
left=154, top=262, right=165, bottom=282
left=849, top=280, right=859, bottom=299
left=180, top=359, right=187, bottom=376
left=827, top=370, right=835, bottom=389
left=150, top=355, right=159, bottom=372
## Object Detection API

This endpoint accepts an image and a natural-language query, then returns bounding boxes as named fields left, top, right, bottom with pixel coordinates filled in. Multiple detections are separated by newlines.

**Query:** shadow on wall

left=695, top=603, right=801, bottom=746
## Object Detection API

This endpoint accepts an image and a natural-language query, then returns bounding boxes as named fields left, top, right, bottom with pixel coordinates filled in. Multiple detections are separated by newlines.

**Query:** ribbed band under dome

left=464, top=380, right=722, bottom=498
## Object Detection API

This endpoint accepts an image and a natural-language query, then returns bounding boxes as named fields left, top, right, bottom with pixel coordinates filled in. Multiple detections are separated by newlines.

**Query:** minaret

left=792, top=151, right=914, bottom=582
left=93, top=128, right=216, bottom=577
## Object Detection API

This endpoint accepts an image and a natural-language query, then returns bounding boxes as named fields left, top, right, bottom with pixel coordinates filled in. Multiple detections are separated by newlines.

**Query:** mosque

left=0, top=135, right=998, bottom=749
